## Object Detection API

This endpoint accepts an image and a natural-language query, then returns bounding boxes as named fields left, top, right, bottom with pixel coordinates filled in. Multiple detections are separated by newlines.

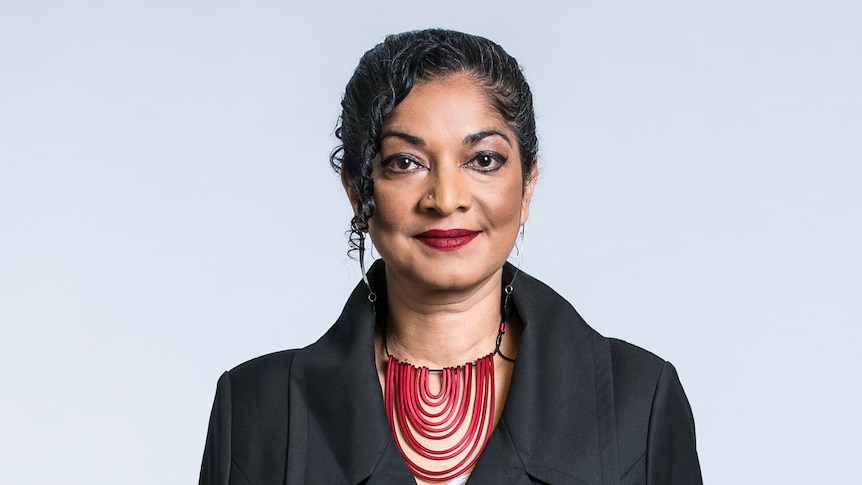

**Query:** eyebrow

left=381, top=131, right=425, bottom=146
left=381, top=130, right=511, bottom=147
left=463, top=130, right=511, bottom=146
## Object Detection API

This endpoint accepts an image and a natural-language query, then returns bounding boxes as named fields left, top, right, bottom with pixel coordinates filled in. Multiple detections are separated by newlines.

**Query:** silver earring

left=511, top=224, right=526, bottom=269
left=503, top=226, right=522, bottom=326
left=358, top=234, right=378, bottom=316
left=351, top=217, right=377, bottom=306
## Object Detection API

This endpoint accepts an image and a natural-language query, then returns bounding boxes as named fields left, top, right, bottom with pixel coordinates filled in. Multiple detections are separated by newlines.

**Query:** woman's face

left=352, top=73, right=536, bottom=292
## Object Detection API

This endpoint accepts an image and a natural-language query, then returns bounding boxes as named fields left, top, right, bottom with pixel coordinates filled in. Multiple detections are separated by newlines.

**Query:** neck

left=381, top=266, right=505, bottom=369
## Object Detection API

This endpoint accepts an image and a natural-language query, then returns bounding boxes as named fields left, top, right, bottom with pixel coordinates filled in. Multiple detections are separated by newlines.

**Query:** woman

left=199, top=29, right=702, bottom=485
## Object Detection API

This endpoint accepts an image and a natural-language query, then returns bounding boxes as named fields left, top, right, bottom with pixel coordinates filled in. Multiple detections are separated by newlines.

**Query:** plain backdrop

left=1, top=1, right=859, bottom=484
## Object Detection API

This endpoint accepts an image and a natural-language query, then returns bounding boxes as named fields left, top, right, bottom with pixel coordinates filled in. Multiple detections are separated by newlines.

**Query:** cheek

left=488, top=181, right=527, bottom=225
left=368, top=186, right=407, bottom=231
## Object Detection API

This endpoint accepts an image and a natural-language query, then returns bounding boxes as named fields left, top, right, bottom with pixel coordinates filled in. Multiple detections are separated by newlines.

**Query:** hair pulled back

left=330, top=29, right=538, bottom=259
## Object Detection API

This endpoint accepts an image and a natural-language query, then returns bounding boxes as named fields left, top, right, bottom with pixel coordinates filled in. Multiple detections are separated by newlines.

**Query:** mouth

left=413, top=229, right=480, bottom=251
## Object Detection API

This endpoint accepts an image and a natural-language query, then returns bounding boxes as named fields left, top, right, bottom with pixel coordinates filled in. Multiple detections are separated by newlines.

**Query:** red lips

left=414, top=229, right=480, bottom=251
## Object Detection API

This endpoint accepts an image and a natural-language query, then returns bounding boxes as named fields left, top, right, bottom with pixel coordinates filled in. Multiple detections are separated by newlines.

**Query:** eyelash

left=380, top=155, right=427, bottom=173
left=465, top=152, right=507, bottom=173
left=380, top=152, right=508, bottom=174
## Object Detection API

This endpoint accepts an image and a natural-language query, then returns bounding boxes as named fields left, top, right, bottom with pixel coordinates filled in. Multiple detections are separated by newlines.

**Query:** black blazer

left=199, top=262, right=702, bottom=484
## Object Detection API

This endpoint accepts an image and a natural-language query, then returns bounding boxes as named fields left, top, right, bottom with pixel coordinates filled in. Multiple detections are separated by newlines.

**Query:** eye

left=381, top=155, right=427, bottom=174
left=465, top=152, right=506, bottom=172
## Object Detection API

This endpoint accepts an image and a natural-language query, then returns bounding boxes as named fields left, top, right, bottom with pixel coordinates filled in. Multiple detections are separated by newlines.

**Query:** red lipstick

left=414, top=229, right=480, bottom=251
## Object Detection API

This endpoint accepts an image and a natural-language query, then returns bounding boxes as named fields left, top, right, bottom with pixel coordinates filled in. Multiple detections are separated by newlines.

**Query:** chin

left=413, top=262, right=503, bottom=292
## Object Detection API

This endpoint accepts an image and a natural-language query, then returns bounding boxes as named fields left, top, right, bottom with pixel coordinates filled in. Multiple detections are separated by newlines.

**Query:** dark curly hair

left=330, top=29, right=539, bottom=260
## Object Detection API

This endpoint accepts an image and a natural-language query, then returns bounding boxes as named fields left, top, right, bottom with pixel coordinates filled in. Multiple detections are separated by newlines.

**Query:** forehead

left=383, top=74, right=510, bottom=135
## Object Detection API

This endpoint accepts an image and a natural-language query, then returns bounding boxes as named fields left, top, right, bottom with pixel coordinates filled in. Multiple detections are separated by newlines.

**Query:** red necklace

left=383, top=316, right=515, bottom=482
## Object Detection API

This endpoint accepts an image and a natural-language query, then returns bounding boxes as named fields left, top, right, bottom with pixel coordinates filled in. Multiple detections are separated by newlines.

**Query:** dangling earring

left=511, top=224, right=526, bottom=268
left=350, top=217, right=377, bottom=309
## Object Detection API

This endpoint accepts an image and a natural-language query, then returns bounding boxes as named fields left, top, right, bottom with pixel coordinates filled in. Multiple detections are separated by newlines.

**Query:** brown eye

left=381, top=154, right=427, bottom=174
left=476, top=154, right=494, bottom=167
left=393, top=157, right=414, bottom=170
left=465, top=152, right=506, bottom=172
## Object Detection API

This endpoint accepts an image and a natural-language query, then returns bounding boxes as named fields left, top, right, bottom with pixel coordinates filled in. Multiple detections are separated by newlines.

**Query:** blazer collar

left=299, top=261, right=609, bottom=484
left=500, top=263, right=608, bottom=484
left=299, top=260, right=417, bottom=483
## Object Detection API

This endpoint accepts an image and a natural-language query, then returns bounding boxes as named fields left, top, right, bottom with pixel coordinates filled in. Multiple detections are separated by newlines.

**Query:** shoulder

left=218, top=349, right=303, bottom=425
left=607, top=338, right=667, bottom=391
left=604, top=338, right=701, bottom=482
left=228, top=348, right=301, bottom=384
left=605, top=337, right=684, bottom=432
left=203, top=349, right=304, bottom=484
left=606, top=338, right=690, bottom=414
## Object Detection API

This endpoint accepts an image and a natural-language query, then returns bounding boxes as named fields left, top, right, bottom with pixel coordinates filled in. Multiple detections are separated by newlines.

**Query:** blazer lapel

left=468, top=418, right=533, bottom=484
left=494, top=264, right=617, bottom=484
left=296, top=262, right=413, bottom=484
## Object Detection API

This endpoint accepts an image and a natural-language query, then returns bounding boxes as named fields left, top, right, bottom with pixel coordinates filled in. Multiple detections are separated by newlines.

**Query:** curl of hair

left=330, top=29, right=539, bottom=260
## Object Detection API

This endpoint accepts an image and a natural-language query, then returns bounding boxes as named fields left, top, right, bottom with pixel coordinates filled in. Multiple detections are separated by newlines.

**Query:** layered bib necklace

left=382, top=284, right=516, bottom=482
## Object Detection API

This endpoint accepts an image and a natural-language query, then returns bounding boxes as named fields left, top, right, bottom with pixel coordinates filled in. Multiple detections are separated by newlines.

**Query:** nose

left=421, top=164, right=471, bottom=216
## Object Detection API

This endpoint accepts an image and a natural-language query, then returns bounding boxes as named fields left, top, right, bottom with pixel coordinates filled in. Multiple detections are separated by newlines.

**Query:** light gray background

left=1, top=1, right=859, bottom=484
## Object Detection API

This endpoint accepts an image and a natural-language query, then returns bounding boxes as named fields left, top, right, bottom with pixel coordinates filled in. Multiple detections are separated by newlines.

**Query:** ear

left=341, top=169, right=360, bottom=217
left=519, top=159, right=538, bottom=225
